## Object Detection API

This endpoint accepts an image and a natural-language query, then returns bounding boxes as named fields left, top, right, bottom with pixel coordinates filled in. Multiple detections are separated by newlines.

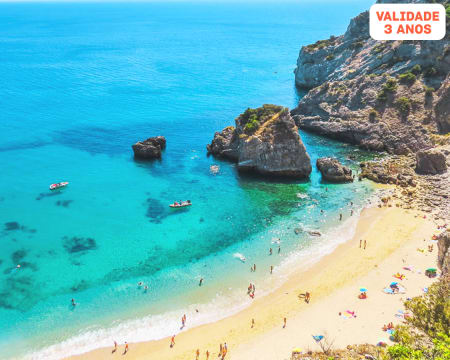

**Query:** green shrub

left=424, top=66, right=437, bottom=77
left=411, top=64, right=421, bottom=75
left=396, top=97, right=411, bottom=114
left=424, top=86, right=435, bottom=97
left=384, top=78, right=398, bottom=92
left=369, top=109, right=379, bottom=121
left=398, top=72, right=416, bottom=85
left=350, top=41, right=364, bottom=50
left=239, top=104, right=285, bottom=134
left=325, top=54, right=335, bottom=61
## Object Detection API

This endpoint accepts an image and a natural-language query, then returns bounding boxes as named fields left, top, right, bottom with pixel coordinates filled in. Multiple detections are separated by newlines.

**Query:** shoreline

left=66, top=202, right=440, bottom=360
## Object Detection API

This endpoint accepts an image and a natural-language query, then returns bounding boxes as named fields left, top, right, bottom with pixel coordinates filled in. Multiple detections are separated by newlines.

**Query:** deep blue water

left=0, top=1, right=376, bottom=358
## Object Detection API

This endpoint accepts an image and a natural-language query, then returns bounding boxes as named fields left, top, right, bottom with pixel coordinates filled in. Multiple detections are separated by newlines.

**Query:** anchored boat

left=169, top=200, right=192, bottom=208
left=49, top=182, right=69, bottom=190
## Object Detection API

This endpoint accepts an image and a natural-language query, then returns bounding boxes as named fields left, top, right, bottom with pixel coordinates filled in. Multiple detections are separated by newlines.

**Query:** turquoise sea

left=0, top=1, right=377, bottom=359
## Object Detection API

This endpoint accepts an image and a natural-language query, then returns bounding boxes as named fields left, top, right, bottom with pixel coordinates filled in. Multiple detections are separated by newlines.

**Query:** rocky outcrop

left=132, top=136, right=166, bottom=159
left=291, top=0, right=450, bottom=155
left=438, top=230, right=450, bottom=276
left=207, top=104, right=312, bottom=179
left=316, top=157, right=353, bottom=183
left=206, top=126, right=238, bottom=161
left=416, top=148, right=447, bottom=174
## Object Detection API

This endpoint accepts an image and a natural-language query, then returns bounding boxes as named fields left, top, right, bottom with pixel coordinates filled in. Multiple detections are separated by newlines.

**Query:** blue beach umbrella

left=359, top=288, right=367, bottom=292
left=312, top=335, right=324, bottom=342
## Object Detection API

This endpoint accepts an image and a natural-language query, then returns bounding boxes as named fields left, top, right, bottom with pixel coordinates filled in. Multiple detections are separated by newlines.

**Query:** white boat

left=49, top=182, right=69, bottom=190
left=233, top=253, right=246, bottom=262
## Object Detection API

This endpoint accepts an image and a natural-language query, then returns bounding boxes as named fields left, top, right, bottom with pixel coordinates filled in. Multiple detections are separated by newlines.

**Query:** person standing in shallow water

left=269, top=248, right=272, bottom=255
left=199, top=277, right=203, bottom=286
left=170, top=335, right=175, bottom=347
left=339, top=213, right=343, bottom=221
left=270, top=265, right=273, bottom=274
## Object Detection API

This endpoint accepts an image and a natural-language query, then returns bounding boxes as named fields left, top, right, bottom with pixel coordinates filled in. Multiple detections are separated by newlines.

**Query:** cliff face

left=207, top=105, right=312, bottom=179
left=438, top=230, right=450, bottom=276
left=292, top=0, right=450, bottom=154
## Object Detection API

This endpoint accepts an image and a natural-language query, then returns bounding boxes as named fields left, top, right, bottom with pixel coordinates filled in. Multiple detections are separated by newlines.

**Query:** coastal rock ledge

left=207, top=104, right=312, bottom=179
left=132, top=136, right=166, bottom=159
left=317, top=157, right=353, bottom=183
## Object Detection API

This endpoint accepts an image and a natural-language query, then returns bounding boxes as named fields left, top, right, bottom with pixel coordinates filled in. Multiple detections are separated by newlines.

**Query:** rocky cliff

left=292, top=0, right=450, bottom=155
left=438, top=230, right=450, bottom=276
left=207, top=104, right=312, bottom=179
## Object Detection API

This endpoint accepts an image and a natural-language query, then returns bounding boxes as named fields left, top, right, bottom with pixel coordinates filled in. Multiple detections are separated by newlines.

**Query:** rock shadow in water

left=36, top=191, right=63, bottom=200
left=55, top=200, right=73, bottom=208
left=3, top=222, right=36, bottom=234
left=63, top=236, right=97, bottom=254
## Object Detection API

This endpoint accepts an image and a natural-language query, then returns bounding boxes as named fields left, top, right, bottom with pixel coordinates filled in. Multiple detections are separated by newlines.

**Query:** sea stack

left=207, top=104, right=312, bottom=179
left=132, top=136, right=166, bottom=159
left=317, top=157, right=353, bottom=183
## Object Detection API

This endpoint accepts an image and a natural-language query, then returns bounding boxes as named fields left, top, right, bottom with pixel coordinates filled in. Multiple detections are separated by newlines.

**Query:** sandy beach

left=68, top=203, right=441, bottom=360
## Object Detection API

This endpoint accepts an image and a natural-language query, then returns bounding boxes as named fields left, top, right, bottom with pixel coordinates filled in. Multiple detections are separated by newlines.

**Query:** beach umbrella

left=426, top=268, right=437, bottom=272
left=292, top=347, right=302, bottom=354
left=312, top=335, right=324, bottom=342
left=390, top=282, right=398, bottom=286
left=359, top=288, right=367, bottom=292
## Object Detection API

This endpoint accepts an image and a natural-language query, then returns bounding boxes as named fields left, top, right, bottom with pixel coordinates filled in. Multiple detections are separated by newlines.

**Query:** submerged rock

left=207, top=105, right=312, bottom=179
left=416, top=148, right=447, bottom=175
left=132, top=136, right=166, bottom=160
left=317, top=157, right=353, bottom=183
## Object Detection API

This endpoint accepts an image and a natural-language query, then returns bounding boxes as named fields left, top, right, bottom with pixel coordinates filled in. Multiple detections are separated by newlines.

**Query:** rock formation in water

left=132, top=136, right=166, bottom=159
left=416, top=148, right=448, bottom=174
left=317, top=157, right=353, bottom=183
left=291, top=0, right=450, bottom=155
left=207, top=104, right=312, bottom=179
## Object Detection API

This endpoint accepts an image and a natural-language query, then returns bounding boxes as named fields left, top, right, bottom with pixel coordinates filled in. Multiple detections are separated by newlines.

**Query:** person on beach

left=219, top=344, right=222, bottom=358
left=253, top=264, right=256, bottom=272
left=339, top=213, right=342, bottom=221
left=269, top=248, right=273, bottom=255
left=252, top=284, right=255, bottom=293
left=113, top=341, right=117, bottom=353
left=359, top=239, right=362, bottom=248
left=181, top=314, right=186, bottom=328
left=283, top=317, right=286, bottom=328
left=206, top=350, right=210, bottom=359
left=170, top=335, right=175, bottom=347
left=364, top=240, right=367, bottom=249
left=270, top=265, right=273, bottom=274
left=199, top=277, right=203, bottom=286
left=351, top=209, right=353, bottom=216
left=248, top=283, right=253, bottom=294
left=305, top=292, right=311, bottom=303
left=251, top=318, right=255, bottom=328
left=196, top=349, right=200, bottom=359
left=124, top=342, right=128, bottom=354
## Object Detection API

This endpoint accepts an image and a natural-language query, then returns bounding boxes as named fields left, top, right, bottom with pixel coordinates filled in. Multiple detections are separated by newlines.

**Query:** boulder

left=207, top=105, right=312, bottom=179
left=415, top=148, right=447, bottom=174
left=317, top=157, right=353, bottom=183
left=132, top=136, right=166, bottom=159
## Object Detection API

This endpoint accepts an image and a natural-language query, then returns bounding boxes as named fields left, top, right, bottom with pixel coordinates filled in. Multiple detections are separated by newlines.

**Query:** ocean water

left=0, top=1, right=377, bottom=359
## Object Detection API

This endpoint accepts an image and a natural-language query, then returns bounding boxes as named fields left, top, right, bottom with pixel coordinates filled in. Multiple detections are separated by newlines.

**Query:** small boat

left=49, top=182, right=69, bottom=190
left=169, top=200, right=192, bottom=208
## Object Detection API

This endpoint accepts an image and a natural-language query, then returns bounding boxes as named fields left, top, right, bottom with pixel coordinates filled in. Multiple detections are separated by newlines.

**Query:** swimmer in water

left=138, top=281, right=143, bottom=287
left=144, top=285, right=148, bottom=292
left=269, top=248, right=273, bottom=255
left=71, top=298, right=76, bottom=307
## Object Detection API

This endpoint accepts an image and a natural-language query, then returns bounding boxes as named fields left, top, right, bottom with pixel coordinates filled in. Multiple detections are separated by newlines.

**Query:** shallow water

left=0, top=1, right=377, bottom=358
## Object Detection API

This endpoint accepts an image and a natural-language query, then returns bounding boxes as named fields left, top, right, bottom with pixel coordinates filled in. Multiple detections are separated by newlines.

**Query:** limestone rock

left=132, top=136, right=166, bottom=159
left=437, top=230, right=450, bottom=276
left=207, top=105, right=312, bottom=179
left=291, top=0, right=449, bottom=155
left=317, top=157, right=353, bottom=183
left=416, top=148, right=447, bottom=174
